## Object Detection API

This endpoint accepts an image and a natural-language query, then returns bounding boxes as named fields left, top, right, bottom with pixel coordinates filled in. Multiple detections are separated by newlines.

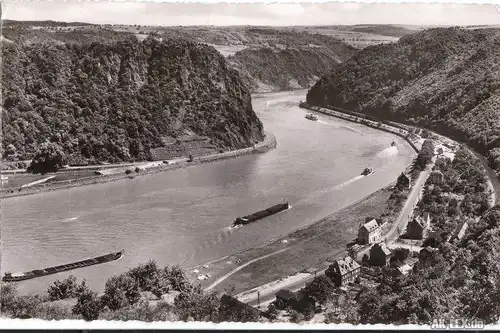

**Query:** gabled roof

left=410, top=216, right=427, bottom=230
left=332, top=256, right=361, bottom=276
left=360, top=219, right=379, bottom=233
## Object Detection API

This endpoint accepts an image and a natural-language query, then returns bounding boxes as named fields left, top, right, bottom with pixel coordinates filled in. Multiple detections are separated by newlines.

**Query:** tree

left=101, top=273, right=141, bottom=311
left=173, top=285, right=220, bottom=322
left=72, top=289, right=102, bottom=321
left=47, top=275, right=88, bottom=301
left=303, top=275, right=335, bottom=305
left=27, top=142, right=66, bottom=174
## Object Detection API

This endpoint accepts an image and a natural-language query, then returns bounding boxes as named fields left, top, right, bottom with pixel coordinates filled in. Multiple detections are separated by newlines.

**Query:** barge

left=2, top=250, right=124, bottom=282
left=234, top=202, right=290, bottom=226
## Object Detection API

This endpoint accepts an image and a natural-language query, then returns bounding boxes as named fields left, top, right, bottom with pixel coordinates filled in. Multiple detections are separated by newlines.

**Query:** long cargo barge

left=2, top=250, right=124, bottom=282
left=234, top=202, right=290, bottom=226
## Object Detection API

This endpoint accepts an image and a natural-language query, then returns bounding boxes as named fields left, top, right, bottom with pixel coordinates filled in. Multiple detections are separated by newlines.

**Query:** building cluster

left=269, top=207, right=470, bottom=316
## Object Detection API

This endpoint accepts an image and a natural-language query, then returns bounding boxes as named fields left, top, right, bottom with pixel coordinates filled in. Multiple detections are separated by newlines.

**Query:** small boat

left=2, top=250, right=124, bottom=282
left=361, top=167, right=373, bottom=176
left=234, top=201, right=290, bottom=226
left=391, top=141, right=396, bottom=147
left=305, top=113, right=318, bottom=121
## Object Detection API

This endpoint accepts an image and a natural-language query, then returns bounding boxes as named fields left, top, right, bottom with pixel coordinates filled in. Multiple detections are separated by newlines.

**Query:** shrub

left=47, top=275, right=88, bottom=301
left=100, top=300, right=177, bottom=322
left=101, top=274, right=141, bottom=311
left=27, top=142, right=66, bottom=174
left=72, top=289, right=102, bottom=321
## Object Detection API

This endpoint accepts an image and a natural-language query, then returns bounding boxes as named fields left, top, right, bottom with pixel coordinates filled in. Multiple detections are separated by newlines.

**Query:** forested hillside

left=2, top=36, right=263, bottom=163
left=227, top=32, right=356, bottom=91
left=306, top=27, right=500, bottom=176
left=158, top=27, right=358, bottom=92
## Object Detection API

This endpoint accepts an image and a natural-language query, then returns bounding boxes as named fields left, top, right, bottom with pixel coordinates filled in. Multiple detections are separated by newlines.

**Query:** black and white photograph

left=0, top=0, right=500, bottom=328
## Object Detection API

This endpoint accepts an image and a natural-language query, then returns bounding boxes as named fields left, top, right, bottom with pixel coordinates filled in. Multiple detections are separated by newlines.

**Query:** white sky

left=2, top=1, right=500, bottom=27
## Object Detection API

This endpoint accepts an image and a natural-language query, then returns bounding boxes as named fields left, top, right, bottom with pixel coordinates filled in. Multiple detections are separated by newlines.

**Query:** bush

left=414, top=139, right=435, bottom=171
left=47, top=275, right=88, bottom=301
left=173, top=285, right=221, bottom=322
left=72, top=289, right=102, bottom=321
left=125, top=169, right=133, bottom=175
left=101, top=273, right=141, bottom=311
left=100, top=300, right=177, bottom=322
left=27, top=142, right=66, bottom=174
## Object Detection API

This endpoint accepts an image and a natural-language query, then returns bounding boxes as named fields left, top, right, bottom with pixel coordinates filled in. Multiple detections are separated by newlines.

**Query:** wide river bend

left=1, top=90, right=415, bottom=294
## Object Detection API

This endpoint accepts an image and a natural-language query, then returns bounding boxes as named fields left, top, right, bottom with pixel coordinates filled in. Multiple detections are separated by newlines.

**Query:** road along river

left=1, top=90, right=415, bottom=294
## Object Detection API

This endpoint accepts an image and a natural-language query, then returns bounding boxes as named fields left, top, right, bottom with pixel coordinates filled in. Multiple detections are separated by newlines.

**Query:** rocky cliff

left=2, top=36, right=263, bottom=163
left=307, top=27, right=500, bottom=175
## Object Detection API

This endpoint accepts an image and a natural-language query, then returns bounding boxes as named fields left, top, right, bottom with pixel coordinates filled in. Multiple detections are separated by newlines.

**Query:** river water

left=1, top=90, right=415, bottom=294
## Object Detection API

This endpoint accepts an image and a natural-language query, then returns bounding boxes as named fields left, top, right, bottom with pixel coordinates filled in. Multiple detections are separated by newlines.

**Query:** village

left=218, top=133, right=493, bottom=323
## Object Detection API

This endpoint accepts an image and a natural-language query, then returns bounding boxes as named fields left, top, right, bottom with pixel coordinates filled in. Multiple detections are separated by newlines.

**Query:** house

left=453, top=221, right=469, bottom=241
left=358, top=219, right=382, bottom=245
left=326, top=256, right=361, bottom=287
left=406, top=213, right=430, bottom=240
left=429, top=170, right=444, bottom=184
left=396, top=172, right=411, bottom=189
left=369, top=242, right=392, bottom=266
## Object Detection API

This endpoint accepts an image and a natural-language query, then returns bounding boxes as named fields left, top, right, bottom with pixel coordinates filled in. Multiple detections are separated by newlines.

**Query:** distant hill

left=2, top=25, right=136, bottom=45
left=157, top=27, right=359, bottom=92
left=306, top=27, right=500, bottom=175
left=226, top=31, right=357, bottom=92
left=2, top=35, right=263, bottom=163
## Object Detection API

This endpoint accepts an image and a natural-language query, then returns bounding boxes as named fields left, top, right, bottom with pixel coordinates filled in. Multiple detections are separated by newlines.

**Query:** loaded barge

left=234, top=202, right=290, bottom=226
left=2, top=250, right=124, bottom=282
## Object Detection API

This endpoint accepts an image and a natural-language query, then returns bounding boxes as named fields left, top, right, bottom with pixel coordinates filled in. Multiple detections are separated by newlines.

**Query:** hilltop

left=306, top=27, right=500, bottom=176
left=2, top=35, right=263, bottom=164
left=157, top=27, right=359, bottom=92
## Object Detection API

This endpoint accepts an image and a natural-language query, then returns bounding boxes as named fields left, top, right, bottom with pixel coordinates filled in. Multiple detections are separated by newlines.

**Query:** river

left=1, top=90, right=415, bottom=294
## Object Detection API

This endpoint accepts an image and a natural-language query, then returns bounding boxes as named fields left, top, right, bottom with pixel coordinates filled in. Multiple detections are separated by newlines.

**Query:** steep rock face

left=307, top=27, right=500, bottom=174
left=2, top=37, right=263, bottom=163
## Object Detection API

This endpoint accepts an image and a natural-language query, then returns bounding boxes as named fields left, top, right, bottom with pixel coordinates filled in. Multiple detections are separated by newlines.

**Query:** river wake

left=376, top=146, right=398, bottom=158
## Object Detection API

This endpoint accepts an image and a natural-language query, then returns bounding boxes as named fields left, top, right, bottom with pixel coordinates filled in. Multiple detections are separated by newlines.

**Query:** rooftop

left=361, top=219, right=380, bottom=233
left=333, top=256, right=361, bottom=276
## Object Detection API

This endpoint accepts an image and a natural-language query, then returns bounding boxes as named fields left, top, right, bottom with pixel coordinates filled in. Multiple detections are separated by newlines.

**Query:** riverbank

left=300, top=102, right=420, bottom=153
left=196, top=101, right=498, bottom=299
left=301, top=102, right=498, bottom=207
left=0, top=132, right=277, bottom=199
left=191, top=184, right=395, bottom=294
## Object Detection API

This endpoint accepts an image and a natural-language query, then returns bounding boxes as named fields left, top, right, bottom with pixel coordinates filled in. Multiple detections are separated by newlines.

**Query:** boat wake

left=299, top=175, right=365, bottom=204
left=334, top=175, right=364, bottom=189
left=62, top=216, right=79, bottom=223
left=376, top=146, right=398, bottom=158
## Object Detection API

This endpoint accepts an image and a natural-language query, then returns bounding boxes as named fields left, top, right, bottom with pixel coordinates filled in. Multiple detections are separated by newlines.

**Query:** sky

left=2, top=1, right=500, bottom=27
